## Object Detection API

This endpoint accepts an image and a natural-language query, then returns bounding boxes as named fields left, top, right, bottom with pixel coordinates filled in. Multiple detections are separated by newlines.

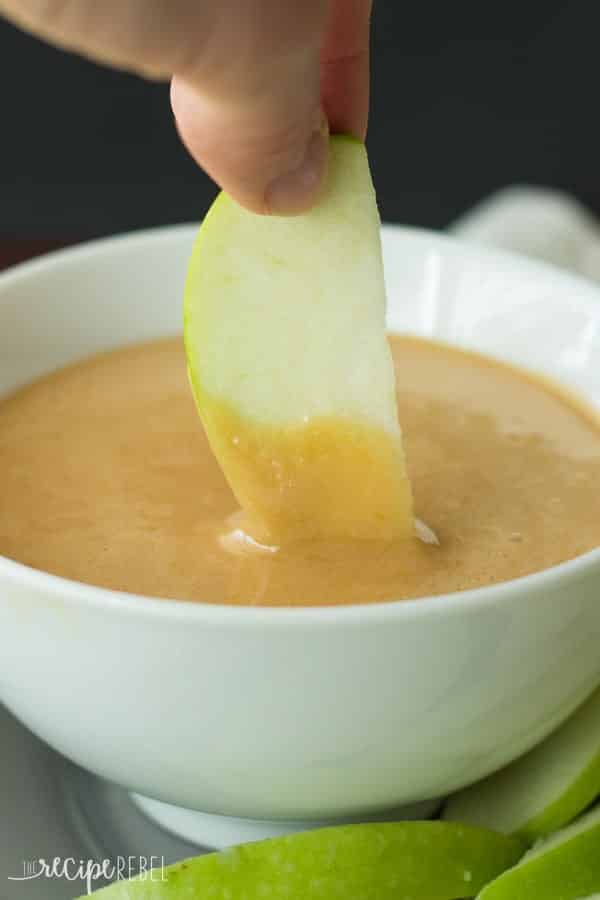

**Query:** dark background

left=0, top=2, right=598, bottom=239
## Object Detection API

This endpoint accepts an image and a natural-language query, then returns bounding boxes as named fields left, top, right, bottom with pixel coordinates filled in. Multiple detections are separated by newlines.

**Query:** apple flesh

left=79, top=821, right=524, bottom=899
left=184, top=136, right=414, bottom=543
left=476, top=801, right=600, bottom=899
left=443, top=685, right=600, bottom=843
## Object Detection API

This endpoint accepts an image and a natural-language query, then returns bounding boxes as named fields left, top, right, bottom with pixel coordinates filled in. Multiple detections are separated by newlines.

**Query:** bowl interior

left=1, top=224, right=600, bottom=413
left=381, top=228, right=600, bottom=410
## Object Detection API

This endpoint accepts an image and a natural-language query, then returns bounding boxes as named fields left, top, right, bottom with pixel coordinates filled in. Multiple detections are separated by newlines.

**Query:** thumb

left=171, top=23, right=329, bottom=215
left=0, top=0, right=330, bottom=215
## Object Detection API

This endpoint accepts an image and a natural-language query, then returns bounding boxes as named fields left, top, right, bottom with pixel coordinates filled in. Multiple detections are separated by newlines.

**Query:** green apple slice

left=443, top=686, right=600, bottom=843
left=80, top=821, right=523, bottom=899
left=476, top=802, right=600, bottom=900
left=184, top=136, right=414, bottom=544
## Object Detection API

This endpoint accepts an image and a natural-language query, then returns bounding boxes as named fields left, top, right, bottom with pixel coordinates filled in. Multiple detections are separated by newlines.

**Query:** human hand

left=0, top=0, right=372, bottom=214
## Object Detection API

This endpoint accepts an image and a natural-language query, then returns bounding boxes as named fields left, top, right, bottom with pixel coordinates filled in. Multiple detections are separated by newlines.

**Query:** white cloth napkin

left=449, top=186, right=600, bottom=283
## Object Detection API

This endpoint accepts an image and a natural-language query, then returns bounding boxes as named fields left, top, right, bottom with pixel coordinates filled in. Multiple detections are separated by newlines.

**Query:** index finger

left=320, top=0, right=373, bottom=139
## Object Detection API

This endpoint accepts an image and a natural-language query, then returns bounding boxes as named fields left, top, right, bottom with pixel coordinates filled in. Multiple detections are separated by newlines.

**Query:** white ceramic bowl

left=1, top=225, right=600, bottom=832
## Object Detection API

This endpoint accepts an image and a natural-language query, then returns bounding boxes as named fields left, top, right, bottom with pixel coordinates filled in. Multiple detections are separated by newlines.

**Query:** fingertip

left=264, top=117, right=329, bottom=216
left=171, top=77, right=329, bottom=216
left=170, top=77, right=197, bottom=132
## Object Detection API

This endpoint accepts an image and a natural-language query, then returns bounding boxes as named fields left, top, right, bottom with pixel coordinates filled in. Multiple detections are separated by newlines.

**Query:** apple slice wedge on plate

left=79, top=821, right=523, bottom=899
left=443, top=685, right=600, bottom=843
left=184, top=136, right=414, bottom=544
left=476, top=801, right=600, bottom=899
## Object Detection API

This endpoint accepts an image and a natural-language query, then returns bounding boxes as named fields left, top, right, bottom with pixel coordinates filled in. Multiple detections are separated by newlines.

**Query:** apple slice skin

left=443, top=686, right=600, bottom=843
left=476, top=804, right=600, bottom=900
left=184, top=135, right=413, bottom=543
left=80, top=822, right=524, bottom=900
left=519, top=746, right=600, bottom=844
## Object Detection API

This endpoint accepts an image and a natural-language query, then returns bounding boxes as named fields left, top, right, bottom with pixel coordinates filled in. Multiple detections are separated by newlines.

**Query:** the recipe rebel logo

left=8, top=855, right=167, bottom=895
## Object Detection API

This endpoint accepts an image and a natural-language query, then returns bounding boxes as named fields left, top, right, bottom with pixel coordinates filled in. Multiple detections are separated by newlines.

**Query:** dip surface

left=1, top=335, right=599, bottom=606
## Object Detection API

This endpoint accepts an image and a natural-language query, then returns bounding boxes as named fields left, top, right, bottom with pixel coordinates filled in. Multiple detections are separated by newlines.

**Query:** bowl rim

left=1, top=221, right=600, bottom=628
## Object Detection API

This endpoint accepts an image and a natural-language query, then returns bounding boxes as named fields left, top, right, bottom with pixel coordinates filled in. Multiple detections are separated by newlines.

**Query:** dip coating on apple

left=184, top=136, right=413, bottom=543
